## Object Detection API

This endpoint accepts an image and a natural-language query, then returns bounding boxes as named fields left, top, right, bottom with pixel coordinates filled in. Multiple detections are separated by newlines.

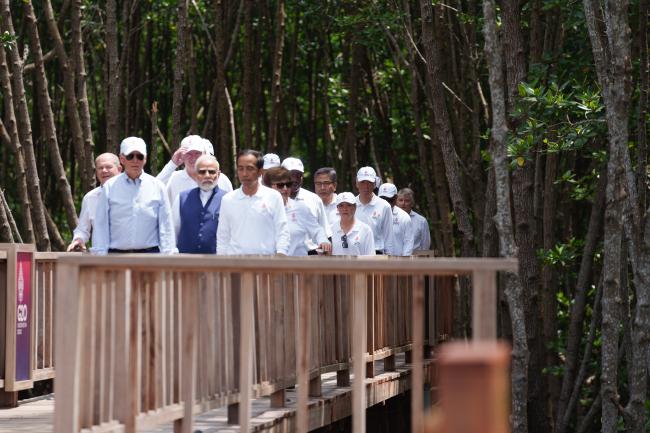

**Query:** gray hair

left=314, top=167, right=337, bottom=183
left=195, top=154, right=220, bottom=170
left=95, top=152, right=120, bottom=167
left=397, top=187, right=414, bottom=202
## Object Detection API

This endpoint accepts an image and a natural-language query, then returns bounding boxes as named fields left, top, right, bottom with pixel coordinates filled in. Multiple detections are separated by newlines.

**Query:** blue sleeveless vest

left=177, top=187, right=225, bottom=254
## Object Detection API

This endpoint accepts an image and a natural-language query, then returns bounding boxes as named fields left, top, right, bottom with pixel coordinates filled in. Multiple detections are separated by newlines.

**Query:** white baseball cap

left=336, top=192, right=356, bottom=205
left=281, top=157, right=304, bottom=173
left=356, top=166, right=377, bottom=183
left=120, top=137, right=147, bottom=156
left=202, top=138, right=215, bottom=156
left=180, top=135, right=206, bottom=153
left=378, top=183, right=398, bottom=198
left=263, top=153, right=281, bottom=169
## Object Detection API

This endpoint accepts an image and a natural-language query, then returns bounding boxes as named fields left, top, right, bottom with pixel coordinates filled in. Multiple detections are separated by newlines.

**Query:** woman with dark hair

left=264, top=168, right=331, bottom=256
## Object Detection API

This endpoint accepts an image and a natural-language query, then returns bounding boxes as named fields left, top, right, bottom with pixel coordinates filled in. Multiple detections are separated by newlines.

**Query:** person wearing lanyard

left=263, top=167, right=331, bottom=256
left=172, top=155, right=226, bottom=254
left=354, top=166, right=393, bottom=255
left=92, top=137, right=176, bottom=254
left=331, top=192, right=375, bottom=256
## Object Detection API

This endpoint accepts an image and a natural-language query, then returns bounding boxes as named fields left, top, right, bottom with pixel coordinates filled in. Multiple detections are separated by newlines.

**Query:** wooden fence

left=53, top=254, right=516, bottom=433
left=0, top=244, right=59, bottom=406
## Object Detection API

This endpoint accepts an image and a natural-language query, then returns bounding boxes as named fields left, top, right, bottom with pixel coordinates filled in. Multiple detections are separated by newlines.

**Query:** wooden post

left=352, top=273, right=367, bottom=433
left=174, top=273, right=198, bottom=433
left=113, top=270, right=135, bottom=433
left=238, top=272, right=255, bottom=433
left=472, top=271, right=497, bottom=340
left=435, top=341, right=511, bottom=433
left=297, top=274, right=312, bottom=432
left=411, top=275, right=425, bottom=433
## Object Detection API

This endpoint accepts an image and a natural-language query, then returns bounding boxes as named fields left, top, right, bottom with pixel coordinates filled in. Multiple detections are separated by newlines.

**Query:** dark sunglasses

left=197, top=169, right=218, bottom=175
left=125, top=153, right=145, bottom=161
left=273, top=182, right=292, bottom=189
left=341, top=234, right=349, bottom=249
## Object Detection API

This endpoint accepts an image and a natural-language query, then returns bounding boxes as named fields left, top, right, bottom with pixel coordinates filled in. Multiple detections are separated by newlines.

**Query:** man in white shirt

left=378, top=183, right=414, bottom=256
left=216, top=149, right=289, bottom=255
left=92, top=137, right=176, bottom=254
left=66, top=153, right=122, bottom=251
left=331, top=192, right=375, bottom=256
left=157, top=136, right=233, bottom=196
left=172, top=155, right=226, bottom=254
left=396, top=188, right=431, bottom=251
left=314, top=167, right=338, bottom=225
left=281, top=157, right=332, bottom=253
left=354, top=166, right=393, bottom=254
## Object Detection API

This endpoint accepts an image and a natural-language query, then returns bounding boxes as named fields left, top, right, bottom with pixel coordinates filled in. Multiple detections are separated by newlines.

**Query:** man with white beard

left=171, top=155, right=226, bottom=254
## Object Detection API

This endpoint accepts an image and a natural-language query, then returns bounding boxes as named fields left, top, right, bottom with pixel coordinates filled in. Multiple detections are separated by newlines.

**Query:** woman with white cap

left=331, top=192, right=375, bottom=256
left=263, top=167, right=331, bottom=256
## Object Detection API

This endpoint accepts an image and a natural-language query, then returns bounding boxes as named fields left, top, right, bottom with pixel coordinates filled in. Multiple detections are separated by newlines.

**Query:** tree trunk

left=267, top=0, right=286, bottom=152
left=105, top=0, right=121, bottom=152
left=482, top=1, right=528, bottom=432
left=0, top=0, right=50, bottom=251
left=24, top=0, right=79, bottom=232
left=215, top=0, right=237, bottom=176
left=43, top=0, right=94, bottom=192
left=171, top=0, right=188, bottom=147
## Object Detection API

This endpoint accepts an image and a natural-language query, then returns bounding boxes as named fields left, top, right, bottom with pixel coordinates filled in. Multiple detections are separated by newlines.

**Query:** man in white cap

left=92, top=137, right=176, bottom=254
left=217, top=149, right=289, bottom=255
left=66, top=153, right=122, bottom=252
left=281, top=157, right=332, bottom=253
left=314, top=167, right=338, bottom=224
left=354, top=166, right=393, bottom=254
left=397, top=188, right=431, bottom=251
left=330, top=192, right=375, bottom=256
left=172, top=155, right=226, bottom=254
left=161, top=136, right=233, bottom=206
left=378, top=183, right=414, bottom=256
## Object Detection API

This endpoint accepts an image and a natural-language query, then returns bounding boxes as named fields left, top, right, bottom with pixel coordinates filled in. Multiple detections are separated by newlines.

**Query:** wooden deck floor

left=0, top=355, right=431, bottom=433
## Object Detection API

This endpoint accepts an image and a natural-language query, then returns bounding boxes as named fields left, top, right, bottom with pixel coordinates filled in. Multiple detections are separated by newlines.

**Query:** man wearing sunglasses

left=91, top=137, right=176, bottom=255
left=171, top=155, right=226, bottom=254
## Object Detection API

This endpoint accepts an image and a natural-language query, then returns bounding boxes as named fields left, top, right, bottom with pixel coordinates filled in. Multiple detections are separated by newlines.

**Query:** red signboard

left=15, top=251, right=32, bottom=382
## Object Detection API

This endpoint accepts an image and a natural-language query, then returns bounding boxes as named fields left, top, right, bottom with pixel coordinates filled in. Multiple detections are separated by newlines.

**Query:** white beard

left=199, top=182, right=217, bottom=192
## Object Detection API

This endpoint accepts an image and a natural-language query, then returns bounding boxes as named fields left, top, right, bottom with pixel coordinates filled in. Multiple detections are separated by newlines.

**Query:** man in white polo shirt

left=216, top=149, right=289, bottom=255
left=396, top=187, right=431, bottom=251
left=314, top=167, right=338, bottom=224
left=281, top=157, right=332, bottom=253
left=378, top=183, right=414, bottom=256
left=354, top=166, right=393, bottom=254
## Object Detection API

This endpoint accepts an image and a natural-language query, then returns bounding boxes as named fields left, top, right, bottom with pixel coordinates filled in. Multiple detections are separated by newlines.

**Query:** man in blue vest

left=171, top=155, right=226, bottom=254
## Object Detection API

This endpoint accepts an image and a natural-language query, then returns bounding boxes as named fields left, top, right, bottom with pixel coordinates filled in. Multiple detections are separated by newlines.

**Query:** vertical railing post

left=175, top=273, right=198, bottom=433
left=53, top=261, right=82, bottom=433
left=352, top=273, right=367, bottom=433
left=113, top=269, right=135, bottom=433
left=472, top=270, right=497, bottom=340
left=238, top=272, right=255, bottom=433
left=411, top=275, right=425, bottom=433
left=296, top=274, right=312, bottom=432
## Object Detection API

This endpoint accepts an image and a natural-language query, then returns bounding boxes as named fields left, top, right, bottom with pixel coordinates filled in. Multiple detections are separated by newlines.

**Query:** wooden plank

left=238, top=272, right=255, bottom=433
left=113, top=270, right=135, bottom=433
left=53, top=261, right=82, bottom=433
left=174, top=273, right=198, bottom=433
left=411, top=275, right=425, bottom=433
left=472, top=270, right=497, bottom=340
left=352, top=273, right=367, bottom=433
left=296, top=274, right=312, bottom=433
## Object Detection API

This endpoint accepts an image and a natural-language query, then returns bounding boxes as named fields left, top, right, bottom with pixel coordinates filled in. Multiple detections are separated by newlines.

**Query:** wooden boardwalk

left=0, top=354, right=431, bottom=433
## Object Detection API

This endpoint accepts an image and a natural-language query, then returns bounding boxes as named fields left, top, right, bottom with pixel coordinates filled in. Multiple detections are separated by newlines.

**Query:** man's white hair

left=194, top=154, right=220, bottom=170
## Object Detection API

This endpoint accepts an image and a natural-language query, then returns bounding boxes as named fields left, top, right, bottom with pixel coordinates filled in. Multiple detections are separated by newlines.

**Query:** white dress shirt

left=322, top=193, right=339, bottom=226
left=387, top=206, right=414, bottom=256
left=295, top=188, right=332, bottom=250
left=354, top=194, right=393, bottom=253
left=91, top=172, right=176, bottom=254
left=216, top=185, right=289, bottom=255
left=286, top=198, right=328, bottom=256
left=165, top=168, right=232, bottom=206
left=331, top=219, right=375, bottom=256
left=410, top=210, right=431, bottom=251
left=71, top=186, right=103, bottom=243
left=172, top=188, right=217, bottom=238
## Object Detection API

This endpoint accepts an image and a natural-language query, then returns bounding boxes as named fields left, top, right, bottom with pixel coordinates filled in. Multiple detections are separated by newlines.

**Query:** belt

left=108, top=246, right=160, bottom=254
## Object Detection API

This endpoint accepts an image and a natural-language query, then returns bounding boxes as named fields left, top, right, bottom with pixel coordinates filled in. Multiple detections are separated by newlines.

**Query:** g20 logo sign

left=17, top=304, right=28, bottom=322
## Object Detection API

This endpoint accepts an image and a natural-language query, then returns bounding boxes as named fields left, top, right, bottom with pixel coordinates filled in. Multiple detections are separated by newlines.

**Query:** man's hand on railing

left=66, top=239, right=87, bottom=252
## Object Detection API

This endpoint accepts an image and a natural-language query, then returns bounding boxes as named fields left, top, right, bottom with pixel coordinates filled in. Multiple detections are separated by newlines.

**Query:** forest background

left=0, top=0, right=647, bottom=432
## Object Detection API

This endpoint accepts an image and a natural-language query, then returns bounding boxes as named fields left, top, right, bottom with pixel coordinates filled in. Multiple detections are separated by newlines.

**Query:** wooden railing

left=0, top=244, right=59, bottom=405
left=53, top=255, right=516, bottom=433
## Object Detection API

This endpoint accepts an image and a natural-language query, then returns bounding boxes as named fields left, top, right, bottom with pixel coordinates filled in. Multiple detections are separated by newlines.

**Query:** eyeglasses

left=125, top=153, right=145, bottom=161
left=197, top=169, right=218, bottom=175
left=341, top=234, right=348, bottom=249
left=314, top=181, right=334, bottom=187
left=273, top=182, right=292, bottom=189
